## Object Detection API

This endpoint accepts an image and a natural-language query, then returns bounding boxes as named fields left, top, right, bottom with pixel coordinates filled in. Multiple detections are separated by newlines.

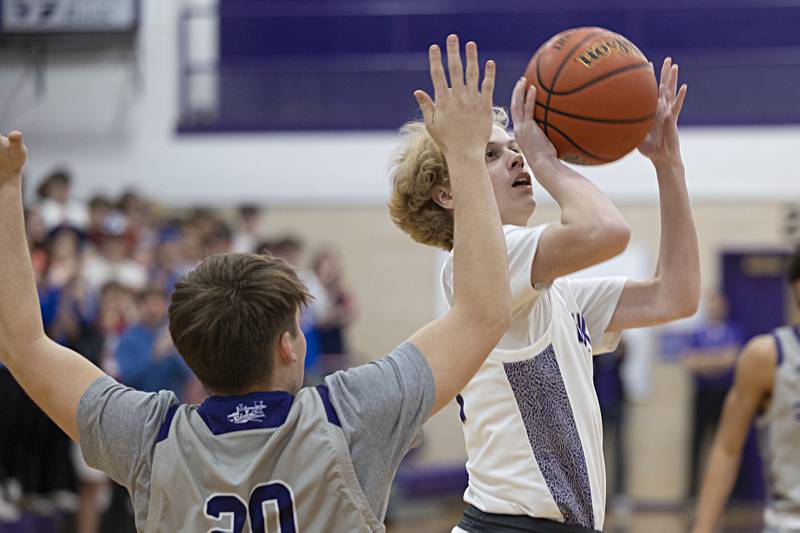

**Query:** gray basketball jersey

left=144, top=386, right=383, bottom=532
left=757, top=325, right=800, bottom=531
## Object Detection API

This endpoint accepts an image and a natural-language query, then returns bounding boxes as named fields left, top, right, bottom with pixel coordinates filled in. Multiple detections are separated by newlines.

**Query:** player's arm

left=607, top=58, right=699, bottom=331
left=510, top=79, right=631, bottom=285
left=0, top=131, right=105, bottom=443
left=407, top=36, right=511, bottom=415
left=692, top=335, right=776, bottom=533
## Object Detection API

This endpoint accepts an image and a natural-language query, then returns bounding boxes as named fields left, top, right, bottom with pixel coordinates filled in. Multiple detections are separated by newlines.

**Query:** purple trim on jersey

left=155, top=403, right=180, bottom=443
left=456, top=394, right=466, bottom=423
left=792, top=325, right=800, bottom=347
left=775, top=333, right=785, bottom=367
left=503, top=344, right=594, bottom=529
left=315, top=385, right=341, bottom=427
left=197, top=391, right=294, bottom=435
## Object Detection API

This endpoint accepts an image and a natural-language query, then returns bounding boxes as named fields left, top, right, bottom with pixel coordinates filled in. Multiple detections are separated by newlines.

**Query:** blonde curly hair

left=388, top=107, right=509, bottom=251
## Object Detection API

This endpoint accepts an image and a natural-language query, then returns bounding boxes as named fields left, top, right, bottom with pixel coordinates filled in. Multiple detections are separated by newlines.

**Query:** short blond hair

left=388, top=107, right=509, bottom=251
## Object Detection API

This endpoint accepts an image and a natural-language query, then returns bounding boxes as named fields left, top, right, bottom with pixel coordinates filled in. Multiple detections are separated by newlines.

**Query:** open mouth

left=511, top=173, right=532, bottom=188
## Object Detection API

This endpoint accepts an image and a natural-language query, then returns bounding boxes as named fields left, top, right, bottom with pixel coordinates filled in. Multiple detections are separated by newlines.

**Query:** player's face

left=485, top=125, right=536, bottom=226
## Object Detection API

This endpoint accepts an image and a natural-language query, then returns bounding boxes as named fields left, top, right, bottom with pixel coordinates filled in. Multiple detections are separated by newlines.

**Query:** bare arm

left=607, top=58, right=700, bottom=331
left=0, top=131, right=104, bottom=443
left=692, top=336, right=776, bottom=533
left=510, top=80, right=631, bottom=285
left=406, top=36, right=511, bottom=414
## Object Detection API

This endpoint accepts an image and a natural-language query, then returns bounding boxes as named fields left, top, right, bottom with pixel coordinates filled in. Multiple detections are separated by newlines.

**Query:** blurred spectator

left=311, top=247, right=358, bottom=373
left=86, top=195, right=113, bottom=248
left=270, top=236, right=329, bottom=383
left=205, top=220, right=233, bottom=256
left=232, top=204, right=264, bottom=253
left=35, top=169, right=89, bottom=231
left=680, top=290, right=744, bottom=500
left=82, top=223, right=147, bottom=293
left=593, top=339, right=629, bottom=512
left=149, top=224, right=187, bottom=294
left=115, top=287, right=191, bottom=397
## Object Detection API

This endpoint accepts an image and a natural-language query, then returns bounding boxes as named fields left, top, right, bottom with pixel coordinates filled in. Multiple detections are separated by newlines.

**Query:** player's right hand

left=510, top=79, right=557, bottom=169
left=0, top=131, right=27, bottom=185
left=413, top=35, right=495, bottom=157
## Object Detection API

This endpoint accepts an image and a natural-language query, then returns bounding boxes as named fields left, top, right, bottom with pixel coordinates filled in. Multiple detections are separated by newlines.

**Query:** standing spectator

left=270, top=236, right=329, bottom=383
left=681, top=290, right=744, bottom=500
left=35, top=169, right=88, bottom=231
left=311, top=247, right=358, bottom=373
left=232, top=204, right=263, bottom=253
left=115, top=287, right=191, bottom=397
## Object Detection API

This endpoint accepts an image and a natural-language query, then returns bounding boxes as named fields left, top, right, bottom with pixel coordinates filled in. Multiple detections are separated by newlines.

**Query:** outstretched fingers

left=672, top=83, right=688, bottom=119
left=481, top=60, right=496, bottom=104
left=414, top=90, right=435, bottom=125
left=524, top=85, right=536, bottom=122
left=465, top=41, right=479, bottom=91
left=510, top=77, right=526, bottom=124
left=429, top=44, right=447, bottom=101
left=446, top=34, right=464, bottom=90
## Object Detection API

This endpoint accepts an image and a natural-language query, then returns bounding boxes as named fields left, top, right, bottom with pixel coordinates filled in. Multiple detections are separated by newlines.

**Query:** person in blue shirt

left=116, top=287, right=191, bottom=397
left=681, top=290, right=744, bottom=499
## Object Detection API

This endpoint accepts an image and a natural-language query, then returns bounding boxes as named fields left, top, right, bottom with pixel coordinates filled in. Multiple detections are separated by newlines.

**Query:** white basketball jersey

left=757, top=325, right=800, bottom=531
left=441, top=224, right=626, bottom=531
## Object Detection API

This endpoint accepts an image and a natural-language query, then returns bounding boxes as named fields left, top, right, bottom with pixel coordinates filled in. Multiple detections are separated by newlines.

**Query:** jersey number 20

left=205, top=481, right=297, bottom=533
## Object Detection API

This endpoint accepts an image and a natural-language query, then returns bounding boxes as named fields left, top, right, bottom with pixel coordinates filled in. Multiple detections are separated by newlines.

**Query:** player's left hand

left=638, top=58, right=687, bottom=165
left=0, top=131, right=27, bottom=185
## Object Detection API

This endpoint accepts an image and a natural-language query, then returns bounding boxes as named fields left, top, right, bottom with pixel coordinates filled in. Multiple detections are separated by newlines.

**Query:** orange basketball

left=524, top=27, right=658, bottom=165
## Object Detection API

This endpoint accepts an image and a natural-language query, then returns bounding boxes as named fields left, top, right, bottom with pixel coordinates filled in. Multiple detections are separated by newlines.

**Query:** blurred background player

left=390, top=56, right=699, bottom=532
left=693, top=248, right=800, bottom=533
left=680, top=290, right=744, bottom=500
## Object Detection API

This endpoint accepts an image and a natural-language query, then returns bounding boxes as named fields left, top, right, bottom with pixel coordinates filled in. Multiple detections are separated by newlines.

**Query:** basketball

left=524, top=27, right=658, bottom=165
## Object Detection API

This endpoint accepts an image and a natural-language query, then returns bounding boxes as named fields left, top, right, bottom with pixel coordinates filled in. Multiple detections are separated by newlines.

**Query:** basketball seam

left=534, top=102, right=655, bottom=124
left=535, top=119, right=615, bottom=163
left=542, top=30, right=605, bottom=137
left=545, top=63, right=653, bottom=96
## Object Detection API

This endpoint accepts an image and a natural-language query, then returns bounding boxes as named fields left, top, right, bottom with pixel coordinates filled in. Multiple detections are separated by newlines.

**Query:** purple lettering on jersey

left=503, top=344, right=594, bottom=529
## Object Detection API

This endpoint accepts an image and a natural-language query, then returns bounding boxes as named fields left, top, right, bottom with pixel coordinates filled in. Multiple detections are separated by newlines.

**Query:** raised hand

left=0, top=131, right=27, bottom=185
left=414, top=34, right=495, bottom=156
left=638, top=58, right=688, bottom=164
left=510, top=78, right=557, bottom=168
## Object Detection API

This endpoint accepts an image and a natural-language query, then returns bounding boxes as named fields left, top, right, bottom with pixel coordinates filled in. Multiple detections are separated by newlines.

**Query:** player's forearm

left=448, top=150, right=511, bottom=328
left=0, top=176, right=47, bottom=362
left=653, top=159, right=700, bottom=318
left=693, top=442, right=741, bottom=533
left=531, top=156, right=629, bottom=237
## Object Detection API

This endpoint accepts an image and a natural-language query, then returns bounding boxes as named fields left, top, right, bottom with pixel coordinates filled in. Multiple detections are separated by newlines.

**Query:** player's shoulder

left=734, top=334, right=778, bottom=391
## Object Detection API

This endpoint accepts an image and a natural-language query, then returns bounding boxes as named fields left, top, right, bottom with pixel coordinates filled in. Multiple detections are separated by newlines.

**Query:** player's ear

left=431, top=184, right=454, bottom=209
left=277, top=331, right=298, bottom=363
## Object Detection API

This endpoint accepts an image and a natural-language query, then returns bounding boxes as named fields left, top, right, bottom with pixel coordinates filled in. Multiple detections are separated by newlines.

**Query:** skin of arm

left=692, top=335, right=776, bottom=533
left=0, top=131, right=105, bottom=443
left=406, top=35, right=512, bottom=415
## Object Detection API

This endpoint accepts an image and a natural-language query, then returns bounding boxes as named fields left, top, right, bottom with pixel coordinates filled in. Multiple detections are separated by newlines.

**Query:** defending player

left=0, top=36, right=510, bottom=531
left=693, top=249, right=800, bottom=533
left=389, top=56, right=699, bottom=532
